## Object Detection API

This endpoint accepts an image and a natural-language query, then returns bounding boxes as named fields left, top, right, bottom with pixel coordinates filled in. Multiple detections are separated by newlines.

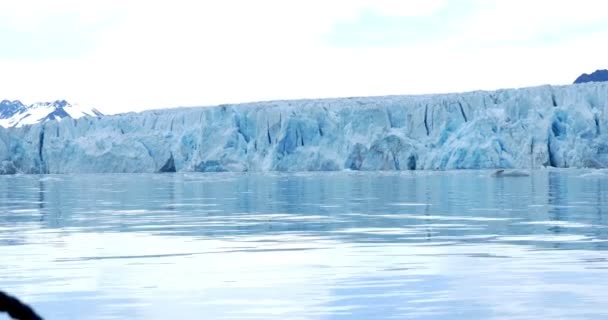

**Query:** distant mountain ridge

left=574, top=69, right=608, bottom=84
left=0, top=100, right=102, bottom=128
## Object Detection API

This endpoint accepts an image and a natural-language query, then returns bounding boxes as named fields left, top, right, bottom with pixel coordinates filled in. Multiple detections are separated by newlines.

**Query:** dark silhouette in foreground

left=0, top=291, right=43, bottom=320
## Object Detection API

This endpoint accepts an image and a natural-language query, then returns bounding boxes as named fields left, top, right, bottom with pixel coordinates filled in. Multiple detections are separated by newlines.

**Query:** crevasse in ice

left=1, top=83, right=607, bottom=174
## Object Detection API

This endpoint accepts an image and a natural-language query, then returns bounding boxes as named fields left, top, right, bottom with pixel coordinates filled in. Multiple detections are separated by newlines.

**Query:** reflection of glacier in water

left=0, top=170, right=608, bottom=319
left=2, top=82, right=608, bottom=174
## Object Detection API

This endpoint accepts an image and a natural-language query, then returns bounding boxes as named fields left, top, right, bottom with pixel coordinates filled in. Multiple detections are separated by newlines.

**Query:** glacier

left=1, top=83, right=608, bottom=174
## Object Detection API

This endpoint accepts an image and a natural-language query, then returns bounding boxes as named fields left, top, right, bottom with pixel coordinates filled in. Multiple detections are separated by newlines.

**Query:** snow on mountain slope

left=0, top=100, right=102, bottom=128
left=1, top=82, right=608, bottom=174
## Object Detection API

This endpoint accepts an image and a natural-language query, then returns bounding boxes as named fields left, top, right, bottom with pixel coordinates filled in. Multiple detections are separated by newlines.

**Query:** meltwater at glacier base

left=1, top=82, right=608, bottom=174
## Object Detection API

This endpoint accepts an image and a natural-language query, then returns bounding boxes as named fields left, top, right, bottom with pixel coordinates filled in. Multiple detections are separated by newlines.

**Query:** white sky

left=0, top=0, right=607, bottom=114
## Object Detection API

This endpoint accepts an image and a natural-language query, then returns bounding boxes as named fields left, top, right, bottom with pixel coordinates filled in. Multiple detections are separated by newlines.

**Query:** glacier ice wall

left=1, top=83, right=608, bottom=174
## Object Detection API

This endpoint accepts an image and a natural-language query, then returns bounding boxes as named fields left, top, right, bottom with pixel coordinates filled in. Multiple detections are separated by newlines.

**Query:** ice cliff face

left=1, top=83, right=608, bottom=174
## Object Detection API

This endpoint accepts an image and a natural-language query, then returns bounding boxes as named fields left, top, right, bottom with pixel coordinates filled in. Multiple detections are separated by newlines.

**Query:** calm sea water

left=1, top=170, right=608, bottom=320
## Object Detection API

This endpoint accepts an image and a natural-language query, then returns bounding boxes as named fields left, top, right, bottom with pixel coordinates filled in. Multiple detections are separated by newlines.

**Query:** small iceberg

left=578, top=170, right=608, bottom=178
left=491, top=169, right=530, bottom=177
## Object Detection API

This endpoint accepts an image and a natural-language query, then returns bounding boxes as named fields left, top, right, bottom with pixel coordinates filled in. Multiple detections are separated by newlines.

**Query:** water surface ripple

left=1, top=170, right=607, bottom=319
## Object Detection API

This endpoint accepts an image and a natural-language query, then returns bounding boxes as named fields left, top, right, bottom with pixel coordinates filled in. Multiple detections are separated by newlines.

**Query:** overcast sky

left=1, top=0, right=607, bottom=114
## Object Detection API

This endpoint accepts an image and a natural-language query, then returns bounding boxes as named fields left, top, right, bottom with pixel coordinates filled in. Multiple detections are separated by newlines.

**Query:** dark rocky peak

left=574, top=69, right=608, bottom=84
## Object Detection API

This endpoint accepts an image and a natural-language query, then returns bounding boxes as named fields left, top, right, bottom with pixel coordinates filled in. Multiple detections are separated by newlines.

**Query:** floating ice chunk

left=491, top=169, right=531, bottom=177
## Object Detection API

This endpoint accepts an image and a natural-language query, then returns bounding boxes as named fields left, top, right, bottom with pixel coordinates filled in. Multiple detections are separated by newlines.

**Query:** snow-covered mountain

left=1, top=82, right=608, bottom=174
left=0, top=100, right=103, bottom=128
